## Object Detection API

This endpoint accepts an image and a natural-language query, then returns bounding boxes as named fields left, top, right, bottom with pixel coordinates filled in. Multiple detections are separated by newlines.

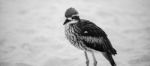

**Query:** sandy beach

left=0, top=0, right=150, bottom=66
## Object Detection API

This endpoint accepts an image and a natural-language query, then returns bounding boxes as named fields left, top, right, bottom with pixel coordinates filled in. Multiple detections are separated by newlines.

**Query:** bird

left=63, top=7, right=117, bottom=66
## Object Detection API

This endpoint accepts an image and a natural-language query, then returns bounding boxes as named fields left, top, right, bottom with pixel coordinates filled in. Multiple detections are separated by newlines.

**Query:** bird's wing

left=78, top=20, right=107, bottom=37
left=78, top=20, right=117, bottom=55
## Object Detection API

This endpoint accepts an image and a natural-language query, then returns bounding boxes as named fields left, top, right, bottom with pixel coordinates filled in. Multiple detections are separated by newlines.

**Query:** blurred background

left=0, top=0, right=150, bottom=66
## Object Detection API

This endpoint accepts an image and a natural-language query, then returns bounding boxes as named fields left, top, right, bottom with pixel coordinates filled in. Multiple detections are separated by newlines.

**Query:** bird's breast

left=64, top=24, right=86, bottom=50
left=65, top=24, right=77, bottom=42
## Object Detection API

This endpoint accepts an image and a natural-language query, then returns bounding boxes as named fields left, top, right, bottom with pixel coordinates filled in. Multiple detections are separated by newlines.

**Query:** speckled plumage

left=64, top=7, right=117, bottom=66
left=64, top=19, right=117, bottom=55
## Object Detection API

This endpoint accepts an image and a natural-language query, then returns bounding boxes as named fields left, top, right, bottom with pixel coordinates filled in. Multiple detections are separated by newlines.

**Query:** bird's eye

left=72, top=16, right=79, bottom=20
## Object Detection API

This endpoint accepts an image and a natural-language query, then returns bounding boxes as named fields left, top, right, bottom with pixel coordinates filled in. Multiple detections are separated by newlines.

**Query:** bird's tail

left=102, top=52, right=116, bottom=66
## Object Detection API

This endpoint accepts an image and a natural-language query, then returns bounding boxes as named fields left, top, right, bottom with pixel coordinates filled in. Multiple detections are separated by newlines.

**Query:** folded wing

left=78, top=20, right=117, bottom=55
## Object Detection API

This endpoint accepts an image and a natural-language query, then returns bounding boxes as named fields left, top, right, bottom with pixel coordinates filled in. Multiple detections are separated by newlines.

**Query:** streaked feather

left=65, top=19, right=117, bottom=55
left=77, top=20, right=117, bottom=55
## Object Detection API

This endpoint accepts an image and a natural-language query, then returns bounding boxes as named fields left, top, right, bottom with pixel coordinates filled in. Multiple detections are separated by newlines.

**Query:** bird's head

left=63, top=7, right=80, bottom=25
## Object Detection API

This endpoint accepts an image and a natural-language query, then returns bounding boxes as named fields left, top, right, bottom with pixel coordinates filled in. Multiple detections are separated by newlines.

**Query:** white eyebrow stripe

left=67, top=17, right=72, bottom=20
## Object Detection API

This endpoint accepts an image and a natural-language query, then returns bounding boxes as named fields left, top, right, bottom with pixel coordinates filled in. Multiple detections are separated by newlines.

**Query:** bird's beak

left=63, top=19, right=70, bottom=25
left=63, top=21, right=68, bottom=25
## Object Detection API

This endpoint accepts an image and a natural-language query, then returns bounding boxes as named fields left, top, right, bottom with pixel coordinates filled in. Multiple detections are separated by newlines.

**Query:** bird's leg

left=91, top=51, right=97, bottom=66
left=84, top=51, right=89, bottom=66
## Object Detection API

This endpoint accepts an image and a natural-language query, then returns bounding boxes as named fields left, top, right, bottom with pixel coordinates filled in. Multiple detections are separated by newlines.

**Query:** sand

left=0, top=0, right=150, bottom=66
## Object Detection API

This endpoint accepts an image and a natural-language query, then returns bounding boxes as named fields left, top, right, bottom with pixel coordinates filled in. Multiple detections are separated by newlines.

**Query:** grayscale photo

left=0, top=0, right=150, bottom=66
